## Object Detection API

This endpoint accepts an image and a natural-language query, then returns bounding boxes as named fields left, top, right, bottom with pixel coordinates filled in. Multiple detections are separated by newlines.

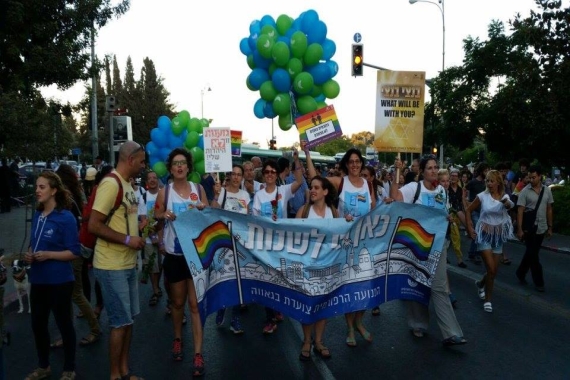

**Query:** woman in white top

left=296, top=176, right=339, bottom=361
left=154, top=148, right=208, bottom=376
left=253, top=151, right=304, bottom=334
left=305, top=145, right=376, bottom=347
left=466, top=169, right=514, bottom=313
left=391, top=155, right=467, bottom=346
left=211, top=164, right=251, bottom=334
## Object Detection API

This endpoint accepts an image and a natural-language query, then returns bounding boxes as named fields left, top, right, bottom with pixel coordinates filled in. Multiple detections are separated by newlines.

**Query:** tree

left=312, top=135, right=354, bottom=156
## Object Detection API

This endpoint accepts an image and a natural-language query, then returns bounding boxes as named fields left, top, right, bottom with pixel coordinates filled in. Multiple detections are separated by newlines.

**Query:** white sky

left=42, top=0, right=545, bottom=149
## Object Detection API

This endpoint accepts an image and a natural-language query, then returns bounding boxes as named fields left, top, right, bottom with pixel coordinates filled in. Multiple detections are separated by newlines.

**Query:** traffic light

left=105, top=95, right=116, bottom=112
left=351, top=44, right=363, bottom=76
left=432, top=146, right=438, bottom=154
left=269, top=139, right=277, bottom=150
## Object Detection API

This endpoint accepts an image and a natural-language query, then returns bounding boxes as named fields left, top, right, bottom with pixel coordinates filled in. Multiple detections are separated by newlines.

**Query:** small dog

left=12, top=259, right=31, bottom=314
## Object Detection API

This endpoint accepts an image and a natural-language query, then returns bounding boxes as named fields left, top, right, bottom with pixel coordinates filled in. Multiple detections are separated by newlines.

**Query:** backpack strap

left=104, top=172, right=125, bottom=227
left=412, top=181, right=421, bottom=204
left=338, top=176, right=344, bottom=195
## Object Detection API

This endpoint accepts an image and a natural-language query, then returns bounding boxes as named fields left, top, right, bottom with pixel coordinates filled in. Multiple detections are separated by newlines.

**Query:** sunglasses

left=263, top=169, right=277, bottom=175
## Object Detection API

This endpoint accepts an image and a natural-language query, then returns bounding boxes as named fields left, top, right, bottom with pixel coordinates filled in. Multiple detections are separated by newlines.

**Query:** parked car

left=18, top=162, right=53, bottom=184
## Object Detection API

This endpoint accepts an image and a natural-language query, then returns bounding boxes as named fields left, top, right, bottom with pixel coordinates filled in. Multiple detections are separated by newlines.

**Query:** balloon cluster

left=240, top=10, right=340, bottom=132
left=145, top=111, right=209, bottom=183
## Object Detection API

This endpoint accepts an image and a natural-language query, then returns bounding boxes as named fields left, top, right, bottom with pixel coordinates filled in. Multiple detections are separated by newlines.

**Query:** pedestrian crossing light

left=352, top=44, right=363, bottom=76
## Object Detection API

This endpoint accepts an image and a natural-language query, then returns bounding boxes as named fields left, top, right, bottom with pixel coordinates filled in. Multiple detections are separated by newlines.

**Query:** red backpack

left=79, top=173, right=124, bottom=258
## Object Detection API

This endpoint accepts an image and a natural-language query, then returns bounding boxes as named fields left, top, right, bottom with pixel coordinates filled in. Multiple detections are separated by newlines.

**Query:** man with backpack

left=88, top=141, right=146, bottom=380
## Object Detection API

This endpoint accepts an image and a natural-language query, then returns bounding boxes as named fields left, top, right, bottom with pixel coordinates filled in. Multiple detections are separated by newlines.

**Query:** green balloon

left=185, top=131, right=200, bottom=149
left=287, top=58, right=303, bottom=79
left=272, top=41, right=290, bottom=67
left=296, top=95, right=318, bottom=115
left=178, top=110, right=191, bottom=129
left=276, top=14, right=293, bottom=36
left=246, top=77, right=256, bottom=91
left=200, top=118, right=210, bottom=128
left=247, top=54, right=255, bottom=69
left=304, top=43, right=324, bottom=67
left=194, top=160, right=205, bottom=175
left=261, top=25, right=277, bottom=40
left=293, top=72, right=314, bottom=95
left=260, top=81, right=277, bottom=102
left=188, top=118, right=202, bottom=133
left=268, top=62, right=277, bottom=76
left=322, top=79, right=340, bottom=99
left=278, top=113, right=294, bottom=131
left=190, top=147, right=204, bottom=163
left=290, top=31, right=308, bottom=59
left=188, top=171, right=201, bottom=184
left=317, top=101, right=328, bottom=109
left=152, top=161, right=167, bottom=178
left=310, top=84, right=323, bottom=97
left=171, top=116, right=185, bottom=136
left=273, top=93, right=291, bottom=116
left=257, top=34, right=274, bottom=59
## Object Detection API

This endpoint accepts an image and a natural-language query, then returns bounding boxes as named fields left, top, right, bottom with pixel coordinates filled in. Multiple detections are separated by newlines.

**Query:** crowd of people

left=2, top=144, right=557, bottom=379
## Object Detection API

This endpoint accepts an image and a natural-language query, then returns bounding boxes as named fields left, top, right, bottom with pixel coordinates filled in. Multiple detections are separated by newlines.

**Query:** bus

left=235, top=144, right=337, bottom=167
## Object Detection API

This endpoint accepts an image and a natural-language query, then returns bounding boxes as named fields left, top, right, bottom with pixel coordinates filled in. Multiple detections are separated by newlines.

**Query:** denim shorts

left=477, top=241, right=503, bottom=254
left=94, top=268, right=140, bottom=328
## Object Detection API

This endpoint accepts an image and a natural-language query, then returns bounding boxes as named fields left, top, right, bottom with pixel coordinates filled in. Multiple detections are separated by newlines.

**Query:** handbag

left=521, top=186, right=544, bottom=234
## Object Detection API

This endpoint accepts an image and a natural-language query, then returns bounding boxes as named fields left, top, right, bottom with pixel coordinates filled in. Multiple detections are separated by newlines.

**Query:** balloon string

left=289, top=90, right=298, bottom=123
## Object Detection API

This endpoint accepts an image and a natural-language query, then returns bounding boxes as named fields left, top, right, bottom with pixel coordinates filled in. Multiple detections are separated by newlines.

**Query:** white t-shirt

left=307, top=205, right=334, bottom=219
left=253, top=184, right=294, bottom=219
left=163, top=182, right=202, bottom=256
left=338, top=176, right=372, bottom=219
left=217, top=188, right=250, bottom=215
left=400, top=181, right=447, bottom=210
left=138, top=190, right=158, bottom=244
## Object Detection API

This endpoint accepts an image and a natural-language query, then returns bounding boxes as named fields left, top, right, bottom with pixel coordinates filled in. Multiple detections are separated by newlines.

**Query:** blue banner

left=174, top=202, right=448, bottom=324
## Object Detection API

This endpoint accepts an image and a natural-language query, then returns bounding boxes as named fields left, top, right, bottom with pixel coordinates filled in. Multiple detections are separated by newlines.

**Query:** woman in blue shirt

left=24, top=171, right=80, bottom=380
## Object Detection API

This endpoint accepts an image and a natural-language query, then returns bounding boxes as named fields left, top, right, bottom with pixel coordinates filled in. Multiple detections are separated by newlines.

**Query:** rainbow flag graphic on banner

left=192, top=221, right=233, bottom=269
left=231, top=130, right=242, bottom=156
left=392, top=218, right=435, bottom=261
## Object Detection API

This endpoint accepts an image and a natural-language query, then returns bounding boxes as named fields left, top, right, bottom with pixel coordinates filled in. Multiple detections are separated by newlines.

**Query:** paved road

left=2, top=207, right=570, bottom=379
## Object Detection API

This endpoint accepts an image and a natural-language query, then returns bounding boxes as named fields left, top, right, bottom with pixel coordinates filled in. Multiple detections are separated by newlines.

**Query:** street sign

left=72, top=148, right=81, bottom=155
left=353, top=33, right=362, bottom=43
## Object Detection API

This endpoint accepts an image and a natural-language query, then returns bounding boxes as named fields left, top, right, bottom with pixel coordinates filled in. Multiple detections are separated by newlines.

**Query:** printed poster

left=203, top=127, right=232, bottom=173
left=231, top=130, right=242, bottom=157
left=295, top=105, right=342, bottom=149
left=374, top=71, right=425, bottom=153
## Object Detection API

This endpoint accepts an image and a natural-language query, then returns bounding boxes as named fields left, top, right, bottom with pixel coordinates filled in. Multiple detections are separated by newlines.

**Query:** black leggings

left=30, top=282, right=76, bottom=371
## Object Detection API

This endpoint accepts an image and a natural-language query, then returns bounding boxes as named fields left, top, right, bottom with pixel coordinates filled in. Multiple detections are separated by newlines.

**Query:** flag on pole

left=192, top=221, right=233, bottom=269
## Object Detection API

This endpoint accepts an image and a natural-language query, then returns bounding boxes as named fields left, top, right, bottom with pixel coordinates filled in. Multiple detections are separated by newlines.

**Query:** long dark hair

left=338, top=148, right=364, bottom=175
left=309, top=176, right=337, bottom=208
left=56, top=164, right=84, bottom=215
left=363, top=165, right=381, bottom=195
left=36, top=171, right=71, bottom=212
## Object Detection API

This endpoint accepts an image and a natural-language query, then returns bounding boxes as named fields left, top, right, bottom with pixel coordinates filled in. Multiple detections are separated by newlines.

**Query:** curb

left=507, top=239, right=570, bottom=254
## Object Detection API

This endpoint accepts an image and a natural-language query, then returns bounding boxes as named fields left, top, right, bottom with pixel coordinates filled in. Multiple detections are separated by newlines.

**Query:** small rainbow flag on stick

left=192, top=221, right=233, bottom=269
left=392, top=218, right=435, bottom=261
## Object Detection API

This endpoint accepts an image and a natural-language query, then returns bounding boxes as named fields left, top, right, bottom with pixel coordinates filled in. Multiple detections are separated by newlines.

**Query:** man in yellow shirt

left=89, top=141, right=146, bottom=380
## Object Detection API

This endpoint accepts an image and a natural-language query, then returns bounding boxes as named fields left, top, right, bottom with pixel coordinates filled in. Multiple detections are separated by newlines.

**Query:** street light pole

left=409, top=0, right=445, bottom=167
left=201, top=86, right=211, bottom=119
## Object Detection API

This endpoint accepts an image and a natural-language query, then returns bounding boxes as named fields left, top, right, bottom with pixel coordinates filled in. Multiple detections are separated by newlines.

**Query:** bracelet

left=124, top=235, right=131, bottom=246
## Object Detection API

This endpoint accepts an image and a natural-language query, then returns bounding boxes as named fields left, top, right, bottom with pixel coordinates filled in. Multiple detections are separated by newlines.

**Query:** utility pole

left=90, top=26, right=99, bottom=160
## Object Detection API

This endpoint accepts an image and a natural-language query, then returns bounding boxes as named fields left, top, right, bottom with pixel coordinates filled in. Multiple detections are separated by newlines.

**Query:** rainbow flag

left=392, top=218, right=435, bottom=261
left=192, top=221, right=233, bottom=269
left=231, top=130, right=242, bottom=156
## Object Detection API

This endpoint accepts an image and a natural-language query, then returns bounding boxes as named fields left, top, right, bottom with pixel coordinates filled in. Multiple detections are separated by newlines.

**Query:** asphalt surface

left=2, top=206, right=570, bottom=379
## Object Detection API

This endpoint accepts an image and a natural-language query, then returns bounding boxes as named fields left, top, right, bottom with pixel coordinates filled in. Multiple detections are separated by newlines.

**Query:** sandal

left=94, top=305, right=103, bottom=320
left=299, top=342, right=311, bottom=362
left=442, top=336, right=467, bottom=346
left=483, top=302, right=493, bottom=313
left=313, top=342, right=332, bottom=359
left=346, top=328, right=357, bottom=347
left=24, top=366, right=51, bottom=380
left=501, top=258, right=512, bottom=265
left=61, top=371, right=76, bottom=380
left=50, top=339, right=63, bottom=349
left=371, top=306, right=381, bottom=316
left=80, top=332, right=101, bottom=346
left=355, top=323, right=372, bottom=343
left=149, top=293, right=159, bottom=306
left=412, top=328, right=425, bottom=338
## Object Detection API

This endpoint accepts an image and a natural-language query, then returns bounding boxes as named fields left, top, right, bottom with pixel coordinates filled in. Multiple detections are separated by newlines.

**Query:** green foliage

left=312, top=135, right=353, bottom=156
left=552, top=186, right=570, bottom=235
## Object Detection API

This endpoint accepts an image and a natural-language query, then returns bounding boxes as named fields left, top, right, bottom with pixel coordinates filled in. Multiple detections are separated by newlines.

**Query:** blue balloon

left=307, top=20, right=327, bottom=44
left=322, top=39, right=336, bottom=60
left=169, top=133, right=183, bottom=149
left=248, top=68, right=270, bottom=90
left=263, top=102, right=276, bottom=119
left=158, top=148, right=170, bottom=162
left=254, top=98, right=266, bottom=119
left=145, top=141, right=158, bottom=157
left=308, top=63, right=332, bottom=85
left=260, top=15, right=276, bottom=28
left=151, top=128, right=168, bottom=148
left=301, top=10, right=319, bottom=33
left=240, top=37, right=251, bottom=56
left=291, top=17, right=303, bottom=33
left=326, top=60, right=339, bottom=78
left=277, top=36, right=290, bottom=45
left=252, top=50, right=271, bottom=69
left=198, top=135, right=204, bottom=149
left=157, top=116, right=171, bottom=132
left=315, top=94, right=326, bottom=102
left=248, top=33, right=259, bottom=52
left=272, top=68, right=291, bottom=93
left=249, top=20, right=261, bottom=35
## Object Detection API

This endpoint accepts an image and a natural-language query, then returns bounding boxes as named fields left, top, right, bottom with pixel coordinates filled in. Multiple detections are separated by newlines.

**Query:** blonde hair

left=485, top=169, right=505, bottom=195
left=438, top=168, right=450, bottom=180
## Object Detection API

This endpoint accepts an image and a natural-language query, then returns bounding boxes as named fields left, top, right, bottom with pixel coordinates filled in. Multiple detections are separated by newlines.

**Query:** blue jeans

left=94, top=268, right=140, bottom=328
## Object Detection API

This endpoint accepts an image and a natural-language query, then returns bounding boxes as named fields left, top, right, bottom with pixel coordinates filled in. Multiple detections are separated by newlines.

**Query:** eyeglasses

left=263, top=169, right=277, bottom=175
left=348, top=159, right=361, bottom=165
left=230, top=172, right=243, bottom=177
left=172, top=160, right=188, bottom=167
